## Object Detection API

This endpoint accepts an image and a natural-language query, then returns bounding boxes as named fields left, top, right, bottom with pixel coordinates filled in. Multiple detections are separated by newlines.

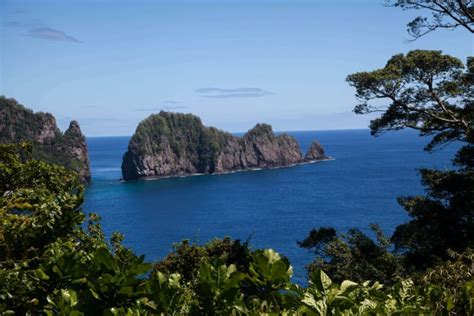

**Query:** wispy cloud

left=12, top=9, right=27, bottom=15
left=163, top=105, right=188, bottom=110
left=195, top=88, right=274, bottom=98
left=26, top=27, right=81, bottom=43
left=136, top=107, right=160, bottom=112
left=136, top=101, right=188, bottom=112
left=3, top=20, right=81, bottom=43
left=3, top=21, right=34, bottom=28
left=162, top=100, right=178, bottom=105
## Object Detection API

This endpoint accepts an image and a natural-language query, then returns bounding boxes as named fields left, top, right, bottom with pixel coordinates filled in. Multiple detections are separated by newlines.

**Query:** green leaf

left=302, top=292, right=327, bottom=314
left=118, top=286, right=133, bottom=297
left=61, top=288, right=79, bottom=307
left=35, top=268, right=50, bottom=281
left=311, top=269, right=332, bottom=293
left=340, top=280, right=358, bottom=294
left=94, top=247, right=119, bottom=272
left=90, top=288, right=100, bottom=300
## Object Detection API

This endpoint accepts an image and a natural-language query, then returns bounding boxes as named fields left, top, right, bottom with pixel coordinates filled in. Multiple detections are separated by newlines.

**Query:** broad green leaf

left=340, top=280, right=358, bottom=294
left=35, top=268, right=50, bottom=281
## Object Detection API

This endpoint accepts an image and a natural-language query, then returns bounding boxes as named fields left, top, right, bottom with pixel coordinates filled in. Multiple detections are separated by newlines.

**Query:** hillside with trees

left=0, top=96, right=91, bottom=183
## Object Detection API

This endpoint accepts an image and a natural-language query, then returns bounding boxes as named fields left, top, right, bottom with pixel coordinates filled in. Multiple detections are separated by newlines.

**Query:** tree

left=347, top=50, right=473, bottom=269
left=347, top=50, right=472, bottom=149
left=298, top=225, right=404, bottom=285
left=153, top=237, right=251, bottom=283
left=386, top=0, right=474, bottom=40
left=300, top=50, right=473, bottom=281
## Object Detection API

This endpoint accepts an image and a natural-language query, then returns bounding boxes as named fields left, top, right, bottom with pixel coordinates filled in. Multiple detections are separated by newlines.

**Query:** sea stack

left=122, top=111, right=328, bottom=181
left=304, top=140, right=327, bottom=161
left=62, top=120, right=91, bottom=183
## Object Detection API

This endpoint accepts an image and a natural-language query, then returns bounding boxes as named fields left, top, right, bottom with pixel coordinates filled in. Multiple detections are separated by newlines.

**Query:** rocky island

left=0, top=96, right=91, bottom=183
left=122, top=111, right=328, bottom=181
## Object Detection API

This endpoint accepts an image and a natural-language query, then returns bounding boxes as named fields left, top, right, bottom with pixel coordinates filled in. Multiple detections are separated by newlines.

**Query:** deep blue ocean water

left=84, top=129, right=457, bottom=282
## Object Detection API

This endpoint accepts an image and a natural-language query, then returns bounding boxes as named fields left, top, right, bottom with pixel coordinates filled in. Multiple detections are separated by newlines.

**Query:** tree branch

left=456, top=0, right=474, bottom=23
left=434, top=1, right=474, bottom=32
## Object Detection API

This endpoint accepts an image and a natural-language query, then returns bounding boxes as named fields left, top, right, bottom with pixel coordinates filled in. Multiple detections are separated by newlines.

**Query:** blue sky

left=1, top=0, right=472, bottom=136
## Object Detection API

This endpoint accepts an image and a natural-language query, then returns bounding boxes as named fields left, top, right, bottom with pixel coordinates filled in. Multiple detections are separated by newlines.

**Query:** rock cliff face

left=61, top=120, right=91, bottom=183
left=305, top=140, right=326, bottom=161
left=0, top=96, right=91, bottom=183
left=122, top=112, right=328, bottom=181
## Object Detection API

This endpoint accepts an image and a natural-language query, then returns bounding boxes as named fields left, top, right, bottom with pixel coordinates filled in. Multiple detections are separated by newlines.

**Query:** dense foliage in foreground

left=1, top=143, right=473, bottom=315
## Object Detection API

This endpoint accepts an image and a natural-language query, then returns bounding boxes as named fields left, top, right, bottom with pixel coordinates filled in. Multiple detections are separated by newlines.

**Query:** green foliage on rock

left=2, top=142, right=472, bottom=314
left=244, top=123, right=274, bottom=141
left=122, top=111, right=309, bottom=180
left=0, top=96, right=91, bottom=182
left=124, top=111, right=226, bottom=177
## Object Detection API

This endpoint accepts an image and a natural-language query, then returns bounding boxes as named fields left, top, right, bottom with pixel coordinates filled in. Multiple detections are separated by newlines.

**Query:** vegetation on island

left=1, top=1, right=473, bottom=314
left=0, top=96, right=91, bottom=183
left=122, top=111, right=313, bottom=180
left=130, top=115, right=278, bottom=164
left=124, top=111, right=229, bottom=175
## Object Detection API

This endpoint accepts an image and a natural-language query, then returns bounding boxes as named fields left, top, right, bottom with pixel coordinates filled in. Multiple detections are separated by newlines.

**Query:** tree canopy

left=347, top=50, right=472, bottom=151
left=387, top=0, right=474, bottom=40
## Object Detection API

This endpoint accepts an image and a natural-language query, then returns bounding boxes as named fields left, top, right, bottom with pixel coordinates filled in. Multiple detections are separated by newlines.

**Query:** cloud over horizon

left=26, top=26, right=81, bottom=43
left=135, top=103, right=188, bottom=112
left=195, top=88, right=274, bottom=98
left=4, top=20, right=81, bottom=43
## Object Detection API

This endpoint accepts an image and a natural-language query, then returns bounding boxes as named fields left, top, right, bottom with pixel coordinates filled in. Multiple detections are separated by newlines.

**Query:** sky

left=0, top=0, right=472, bottom=136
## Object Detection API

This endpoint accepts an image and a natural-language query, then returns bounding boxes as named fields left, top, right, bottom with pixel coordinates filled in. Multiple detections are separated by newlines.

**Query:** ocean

left=84, top=129, right=457, bottom=283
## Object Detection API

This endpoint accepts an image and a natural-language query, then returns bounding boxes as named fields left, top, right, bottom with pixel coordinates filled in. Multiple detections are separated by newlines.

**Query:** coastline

left=120, top=157, right=334, bottom=182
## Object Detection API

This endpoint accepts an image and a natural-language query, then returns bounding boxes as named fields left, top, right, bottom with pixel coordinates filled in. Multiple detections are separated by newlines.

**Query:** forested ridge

left=0, top=96, right=91, bottom=183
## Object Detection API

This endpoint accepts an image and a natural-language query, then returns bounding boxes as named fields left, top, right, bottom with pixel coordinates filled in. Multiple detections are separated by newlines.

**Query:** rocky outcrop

left=0, top=96, right=91, bottom=183
left=213, top=124, right=303, bottom=173
left=61, top=120, right=91, bottom=183
left=122, top=112, right=327, bottom=181
left=304, top=140, right=327, bottom=161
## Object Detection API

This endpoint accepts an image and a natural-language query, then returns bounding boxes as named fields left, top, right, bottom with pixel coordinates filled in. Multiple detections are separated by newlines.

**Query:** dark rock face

left=62, top=121, right=91, bottom=183
left=304, top=140, right=327, bottom=161
left=122, top=112, right=327, bottom=181
left=0, top=96, right=91, bottom=183
left=213, top=124, right=303, bottom=173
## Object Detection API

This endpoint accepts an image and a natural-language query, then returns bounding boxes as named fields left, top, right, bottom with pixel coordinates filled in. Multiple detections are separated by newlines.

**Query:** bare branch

left=457, top=0, right=474, bottom=22
left=433, top=1, right=474, bottom=32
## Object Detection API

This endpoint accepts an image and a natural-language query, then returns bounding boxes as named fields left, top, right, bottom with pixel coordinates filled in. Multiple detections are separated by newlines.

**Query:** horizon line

left=85, top=127, right=375, bottom=138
